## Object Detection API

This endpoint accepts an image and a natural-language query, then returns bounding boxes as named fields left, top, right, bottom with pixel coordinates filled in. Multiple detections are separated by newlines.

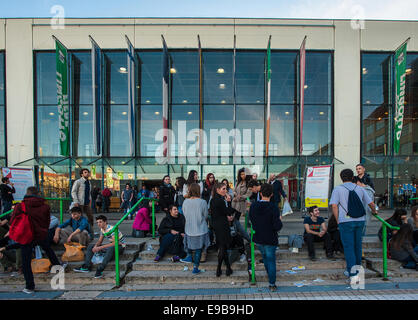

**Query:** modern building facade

left=0, top=18, right=416, bottom=208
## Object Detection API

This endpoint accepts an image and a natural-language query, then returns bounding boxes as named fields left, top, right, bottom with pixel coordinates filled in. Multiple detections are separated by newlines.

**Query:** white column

left=6, top=19, right=34, bottom=167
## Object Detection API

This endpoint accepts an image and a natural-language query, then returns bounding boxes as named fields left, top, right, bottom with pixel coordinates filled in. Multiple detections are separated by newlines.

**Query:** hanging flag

left=265, top=36, right=272, bottom=158
left=198, top=35, right=203, bottom=161
left=54, top=36, right=70, bottom=157
left=162, top=36, right=170, bottom=158
left=90, top=36, right=102, bottom=156
left=299, top=36, right=307, bottom=155
left=126, top=35, right=136, bottom=157
left=394, top=38, right=409, bottom=154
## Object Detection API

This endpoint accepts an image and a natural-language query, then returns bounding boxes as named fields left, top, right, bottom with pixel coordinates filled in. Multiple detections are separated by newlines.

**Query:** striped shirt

left=101, top=224, right=126, bottom=247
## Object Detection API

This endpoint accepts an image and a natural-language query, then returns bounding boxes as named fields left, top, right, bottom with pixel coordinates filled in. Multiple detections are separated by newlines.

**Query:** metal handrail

left=372, top=213, right=400, bottom=280
left=103, top=196, right=156, bottom=287
left=0, top=197, right=71, bottom=223
left=250, top=223, right=256, bottom=284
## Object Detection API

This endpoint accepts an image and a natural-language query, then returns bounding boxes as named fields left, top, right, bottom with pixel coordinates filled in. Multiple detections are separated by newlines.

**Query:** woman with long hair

left=378, top=208, right=408, bottom=242
left=210, top=182, right=234, bottom=277
left=408, top=206, right=418, bottom=244
left=232, top=168, right=252, bottom=217
left=159, top=175, right=176, bottom=215
left=389, top=223, right=418, bottom=270
left=202, top=173, right=215, bottom=203
left=221, top=178, right=234, bottom=200
left=180, top=183, right=210, bottom=274
left=183, top=170, right=203, bottom=199
left=174, top=177, right=186, bottom=214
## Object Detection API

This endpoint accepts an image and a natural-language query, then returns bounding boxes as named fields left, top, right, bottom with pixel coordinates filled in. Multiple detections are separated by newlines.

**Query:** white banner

left=1, top=167, right=35, bottom=201
left=304, top=165, right=331, bottom=208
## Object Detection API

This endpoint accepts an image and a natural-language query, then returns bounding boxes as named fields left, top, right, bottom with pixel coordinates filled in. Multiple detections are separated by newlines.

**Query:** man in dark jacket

left=268, top=174, right=287, bottom=214
left=249, top=183, right=283, bottom=292
left=0, top=177, right=16, bottom=219
left=9, top=186, right=61, bottom=294
left=356, top=164, right=375, bottom=191
left=154, top=205, right=186, bottom=262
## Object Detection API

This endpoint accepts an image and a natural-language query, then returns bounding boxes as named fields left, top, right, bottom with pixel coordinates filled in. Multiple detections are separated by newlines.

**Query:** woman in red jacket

left=132, top=200, right=152, bottom=237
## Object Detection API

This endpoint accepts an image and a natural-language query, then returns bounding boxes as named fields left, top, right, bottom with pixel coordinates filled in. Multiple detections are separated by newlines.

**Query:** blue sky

left=0, top=0, right=417, bottom=19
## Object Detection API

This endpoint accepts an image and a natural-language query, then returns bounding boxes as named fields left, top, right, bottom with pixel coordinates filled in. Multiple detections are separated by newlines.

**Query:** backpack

left=9, top=202, right=34, bottom=245
left=341, top=185, right=366, bottom=218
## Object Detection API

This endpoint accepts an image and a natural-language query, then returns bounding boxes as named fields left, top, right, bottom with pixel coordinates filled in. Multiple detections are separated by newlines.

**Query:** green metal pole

left=382, top=224, right=388, bottom=280
left=152, top=199, right=155, bottom=239
left=60, top=200, right=63, bottom=224
left=115, top=226, right=120, bottom=286
left=250, top=225, right=256, bottom=284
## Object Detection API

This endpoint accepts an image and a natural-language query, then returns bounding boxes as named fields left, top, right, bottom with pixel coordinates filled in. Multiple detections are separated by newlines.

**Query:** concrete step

left=50, top=239, right=145, bottom=252
left=132, top=258, right=347, bottom=271
left=124, top=268, right=377, bottom=284
left=50, top=249, right=139, bottom=262
left=139, top=248, right=383, bottom=260
left=0, top=269, right=123, bottom=285
left=365, top=258, right=418, bottom=278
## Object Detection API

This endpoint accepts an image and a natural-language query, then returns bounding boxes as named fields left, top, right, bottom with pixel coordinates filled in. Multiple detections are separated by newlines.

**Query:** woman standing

left=210, top=182, right=234, bottom=277
left=232, top=168, right=252, bottom=217
left=121, top=184, right=134, bottom=217
left=174, top=177, right=186, bottom=214
left=159, top=175, right=176, bottom=215
left=202, top=173, right=215, bottom=204
left=183, top=170, right=203, bottom=199
left=221, top=179, right=234, bottom=200
left=180, top=183, right=210, bottom=274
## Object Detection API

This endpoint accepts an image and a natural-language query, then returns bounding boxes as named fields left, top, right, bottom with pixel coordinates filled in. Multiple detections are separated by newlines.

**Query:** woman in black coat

left=210, top=182, right=234, bottom=277
left=159, top=175, right=176, bottom=215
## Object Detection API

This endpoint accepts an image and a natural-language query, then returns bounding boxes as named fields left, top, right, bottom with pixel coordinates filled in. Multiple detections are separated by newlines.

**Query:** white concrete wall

left=5, top=19, right=34, bottom=167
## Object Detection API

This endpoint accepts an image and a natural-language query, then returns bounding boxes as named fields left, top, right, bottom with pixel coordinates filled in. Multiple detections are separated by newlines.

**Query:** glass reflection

left=236, top=51, right=265, bottom=104
left=203, top=51, right=233, bottom=104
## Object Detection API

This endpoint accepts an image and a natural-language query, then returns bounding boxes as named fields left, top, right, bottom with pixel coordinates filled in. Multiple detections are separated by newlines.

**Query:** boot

left=216, top=265, right=222, bottom=277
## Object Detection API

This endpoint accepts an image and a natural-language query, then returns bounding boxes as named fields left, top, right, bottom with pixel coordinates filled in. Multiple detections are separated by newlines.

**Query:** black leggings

left=217, top=243, right=231, bottom=270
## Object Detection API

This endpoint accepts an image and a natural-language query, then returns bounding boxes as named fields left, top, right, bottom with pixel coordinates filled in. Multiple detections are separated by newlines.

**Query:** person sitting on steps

left=303, top=206, right=334, bottom=261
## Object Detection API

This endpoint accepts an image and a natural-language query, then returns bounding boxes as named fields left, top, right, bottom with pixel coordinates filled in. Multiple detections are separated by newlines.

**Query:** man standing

left=355, top=164, right=375, bottom=191
left=102, top=187, right=112, bottom=213
left=71, top=168, right=93, bottom=229
left=268, top=174, right=287, bottom=213
left=9, top=186, right=62, bottom=294
left=249, top=183, right=283, bottom=292
left=330, top=169, right=378, bottom=282
left=0, top=177, right=16, bottom=218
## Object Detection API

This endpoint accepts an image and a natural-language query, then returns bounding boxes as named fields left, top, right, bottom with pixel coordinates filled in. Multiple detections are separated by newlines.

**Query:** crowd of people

left=0, top=163, right=417, bottom=294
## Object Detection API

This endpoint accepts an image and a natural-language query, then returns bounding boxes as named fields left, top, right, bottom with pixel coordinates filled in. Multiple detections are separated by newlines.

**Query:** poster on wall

left=304, top=165, right=332, bottom=208
left=1, top=167, right=35, bottom=201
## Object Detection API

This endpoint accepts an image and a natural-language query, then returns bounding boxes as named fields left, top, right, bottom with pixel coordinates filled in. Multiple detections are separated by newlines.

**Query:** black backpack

left=340, top=185, right=366, bottom=218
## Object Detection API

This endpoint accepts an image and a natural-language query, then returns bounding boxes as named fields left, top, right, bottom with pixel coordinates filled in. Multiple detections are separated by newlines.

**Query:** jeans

left=84, top=242, right=125, bottom=271
left=2, top=200, right=12, bottom=219
left=257, top=244, right=277, bottom=285
left=339, top=221, right=365, bottom=276
left=402, top=246, right=418, bottom=269
left=157, top=233, right=177, bottom=257
left=192, top=248, right=202, bottom=269
left=304, top=232, right=333, bottom=257
left=21, top=237, right=61, bottom=290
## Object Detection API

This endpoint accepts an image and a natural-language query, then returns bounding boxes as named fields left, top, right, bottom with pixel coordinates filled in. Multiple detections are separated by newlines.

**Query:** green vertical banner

left=55, top=37, right=70, bottom=156
left=394, top=40, right=408, bottom=154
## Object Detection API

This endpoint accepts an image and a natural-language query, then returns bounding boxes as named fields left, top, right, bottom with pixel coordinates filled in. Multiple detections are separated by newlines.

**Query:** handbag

left=91, top=252, right=105, bottom=265
left=62, top=242, right=85, bottom=262
left=31, top=258, right=51, bottom=273
left=9, top=202, right=34, bottom=245
left=282, top=200, right=293, bottom=217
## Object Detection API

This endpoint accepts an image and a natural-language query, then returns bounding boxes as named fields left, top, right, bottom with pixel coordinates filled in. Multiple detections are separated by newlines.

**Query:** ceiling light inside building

left=170, top=68, right=177, bottom=74
left=221, top=100, right=226, bottom=104
left=119, top=67, right=127, bottom=73
left=188, top=111, right=192, bottom=115
left=319, top=111, right=325, bottom=115
left=362, top=68, right=368, bottom=75
left=406, top=68, right=412, bottom=74
left=217, top=68, right=225, bottom=74
left=146, top=100, right=151, bottom=103
left=155, top=111, right=160, bottom=115
left=49, top=112, right=55, bottom=116
left=219, top=83, right=225, bottom=89
left=285, top=111, right=290, bottom=115
left=183, top=100, right=188, bottom=103
left=122, top=112, right=127, bottom=115
left=304, top=85, right=308, bottom=89
left=83, top=112, right=88, bottom=116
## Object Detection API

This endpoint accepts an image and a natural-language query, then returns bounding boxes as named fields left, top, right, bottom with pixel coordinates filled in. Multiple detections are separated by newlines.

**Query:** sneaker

left=154, top=255, right=161, bottom=263
left=269, top=284, right=277, bottom=292
left=94, top=269, right=103, bottom=279
left=192, top=267, right=201, bottom=274
left=74, top=265, right=90, bottom=273
left=22, top=288, right=35, bottom=294
left=171, top=256, right=180, bottom=262
left=180, top=255, right=193, bottom=263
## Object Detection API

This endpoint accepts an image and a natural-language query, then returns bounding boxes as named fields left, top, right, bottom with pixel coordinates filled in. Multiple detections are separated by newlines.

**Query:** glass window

left=37, top=105, right=60, bottom=156
left=171, top=51, right=199, bottom=104
left=171, top=104, right=199, bottom=157
left=269, top=105, right=295, bottom=156
left=236, top=51, right=265, bottom=104
left=203, top=51, right=233, bottom=104
left=204, top=105, right=234, bottom=157
left=271, top=52, right=297, bottom=104
left=36, top=52, right=57, bottom=105
left=139, top=51, right=162, bottom=105
left=236, top=105, right=264, bottom=157
left=302, top=105, right=332, bottom=156
left=140, top=105, right=162, bottom=157
left=0, top=52, right=4, bottom=106
left=304, top=52, right=332, bottom=105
